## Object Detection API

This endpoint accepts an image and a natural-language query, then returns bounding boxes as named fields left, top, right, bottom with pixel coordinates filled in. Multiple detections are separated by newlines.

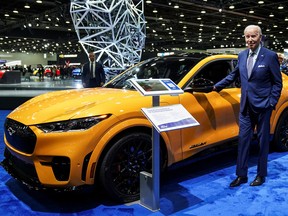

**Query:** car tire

left=99, top=132, right=153, bottom=203
left=273, top=110, right=288, bottom=152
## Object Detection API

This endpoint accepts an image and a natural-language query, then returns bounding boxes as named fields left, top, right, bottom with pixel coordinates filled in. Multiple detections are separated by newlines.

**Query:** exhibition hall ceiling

left=0, top=0, right=288, bottom=55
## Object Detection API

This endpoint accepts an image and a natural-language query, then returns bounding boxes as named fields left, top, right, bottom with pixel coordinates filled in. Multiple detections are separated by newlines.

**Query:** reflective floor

left=0, top=76, right=82, bottom=109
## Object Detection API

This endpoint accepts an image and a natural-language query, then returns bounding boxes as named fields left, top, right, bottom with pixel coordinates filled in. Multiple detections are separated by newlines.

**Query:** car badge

left=7, top=127, right=16, bottom=136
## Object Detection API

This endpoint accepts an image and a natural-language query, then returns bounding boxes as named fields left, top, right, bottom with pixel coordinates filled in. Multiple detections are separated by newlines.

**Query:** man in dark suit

left=82, top=51, right=105, bottom=88
left=214, top=25, right=282, bottom=187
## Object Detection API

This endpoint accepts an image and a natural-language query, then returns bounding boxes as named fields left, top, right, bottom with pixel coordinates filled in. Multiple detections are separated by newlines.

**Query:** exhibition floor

left=1, top=109, right=288, bottom=215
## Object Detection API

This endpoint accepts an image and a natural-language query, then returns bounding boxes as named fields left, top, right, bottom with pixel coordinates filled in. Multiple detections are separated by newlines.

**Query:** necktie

left=247, top=52, right=255, bottom=78
left=90, top=61, right=94, bottom=78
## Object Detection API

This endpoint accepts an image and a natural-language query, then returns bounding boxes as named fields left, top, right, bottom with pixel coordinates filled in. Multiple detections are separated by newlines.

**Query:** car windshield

left=105, top=55, right=203, bottom=89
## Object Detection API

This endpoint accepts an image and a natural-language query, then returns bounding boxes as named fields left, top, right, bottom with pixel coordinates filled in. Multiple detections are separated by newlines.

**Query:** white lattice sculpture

left=70, top=0, right=146, bottom=72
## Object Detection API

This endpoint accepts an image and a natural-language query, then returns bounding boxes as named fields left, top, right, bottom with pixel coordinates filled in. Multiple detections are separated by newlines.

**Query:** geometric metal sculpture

left=70, top=0, right=146, bottom=73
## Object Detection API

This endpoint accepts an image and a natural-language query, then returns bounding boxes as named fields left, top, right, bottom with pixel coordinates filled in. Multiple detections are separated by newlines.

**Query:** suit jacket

left=82, top=61, right=105, bottom=88
left=215, top=47, right=282, bottom=113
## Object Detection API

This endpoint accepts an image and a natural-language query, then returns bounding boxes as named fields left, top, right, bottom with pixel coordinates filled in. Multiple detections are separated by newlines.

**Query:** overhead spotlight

left=24, top=4, right=30, bottom=9
left=258, top=1, right=264, bottom=4
left=36, top=0, right=43, bottom=3
left=153, top=8, right=157, bottom=13
left=278, top=5, right=284, bottom=9
left=174, top=4, right=179, bottom=9
left=229, top=5, right=235, bottom=9
left=13, top=9, right=19, bottom=13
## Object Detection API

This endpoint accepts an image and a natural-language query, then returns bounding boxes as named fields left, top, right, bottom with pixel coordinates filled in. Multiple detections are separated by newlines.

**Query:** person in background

left=81, top=51, right=105, bottom=88
left=278, top=53, right=287, bottom=74
left=38, top=64, right=44, bottom=81
left=51, top=65, right=56, bottom=80
left=213, top=25, right=282, bottom=187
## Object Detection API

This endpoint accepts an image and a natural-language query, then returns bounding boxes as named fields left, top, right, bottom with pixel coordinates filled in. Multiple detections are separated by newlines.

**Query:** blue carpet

left=1, top=110, right=288, bottom=216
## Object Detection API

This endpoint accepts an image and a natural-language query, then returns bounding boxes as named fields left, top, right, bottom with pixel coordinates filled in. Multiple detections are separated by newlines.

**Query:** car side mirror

left=186, top=78, right=214, bottom=93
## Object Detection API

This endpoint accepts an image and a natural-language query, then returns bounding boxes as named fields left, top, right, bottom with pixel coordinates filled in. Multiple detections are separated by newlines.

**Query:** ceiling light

left=153, top=8, right=157, bottom=13
left=36, top=0, right=42, bottom=3
left=24, top=4, right=30, bottom=9
left=285, top=17, right=288, bottom=21
left=13, top=9, right=19, bottom=13
left=249, top=10, right=254, bottom=13
left=229, top=5, right=235, bottom=9
left=174, top=4, right=179, bottom=9
left=201, top=10, right=206, bottom=14
left=180, top=13, right=184, bottom=17
left=269, top=13, right=274, bottom=17
left=146, top=0, right=152, bottom=3
left=278, top=5, right=284, bottom=9
left=258, top=1, right=264, bottom=4
left=4, top=14, right=9, bottom=17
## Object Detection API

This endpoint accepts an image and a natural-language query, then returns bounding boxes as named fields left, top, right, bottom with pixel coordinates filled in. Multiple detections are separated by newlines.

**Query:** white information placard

left=141, top=104, right=200, bottom=132
left=129, top=79, right=184, bottom=96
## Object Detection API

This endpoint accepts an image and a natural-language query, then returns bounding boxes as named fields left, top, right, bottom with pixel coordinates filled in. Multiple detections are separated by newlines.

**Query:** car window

left=105, top=56, right=199, bottom=89
left=192, top=60, right=236, bottom=88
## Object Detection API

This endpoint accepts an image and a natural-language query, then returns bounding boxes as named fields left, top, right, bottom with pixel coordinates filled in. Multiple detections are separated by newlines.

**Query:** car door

left=179, top=58, right=241, bottom=159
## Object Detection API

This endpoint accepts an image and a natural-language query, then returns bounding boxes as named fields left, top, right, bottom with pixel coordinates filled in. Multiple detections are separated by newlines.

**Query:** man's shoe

left=250, top=176, right=265, bottom=186
left=230, top=176, right=248, bottom=187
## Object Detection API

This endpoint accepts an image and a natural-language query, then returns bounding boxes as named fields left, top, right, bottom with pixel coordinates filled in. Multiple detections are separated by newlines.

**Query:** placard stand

left=139, top=95, right=160, bottom=211
left=129, top=79, right=198, bottom=212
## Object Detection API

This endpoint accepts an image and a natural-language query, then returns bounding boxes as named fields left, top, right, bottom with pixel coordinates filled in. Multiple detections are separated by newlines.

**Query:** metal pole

left=151, top=95, right=160, bottom=210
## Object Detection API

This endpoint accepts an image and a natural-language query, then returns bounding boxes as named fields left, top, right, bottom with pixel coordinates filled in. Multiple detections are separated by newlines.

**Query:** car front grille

left=4, top=118, right=37, bottom=154
left=2, top=148, right=40, bottom=187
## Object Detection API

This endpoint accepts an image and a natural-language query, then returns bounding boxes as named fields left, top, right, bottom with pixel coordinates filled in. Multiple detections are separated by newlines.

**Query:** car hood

left=8, top=88, right=160, bottom=125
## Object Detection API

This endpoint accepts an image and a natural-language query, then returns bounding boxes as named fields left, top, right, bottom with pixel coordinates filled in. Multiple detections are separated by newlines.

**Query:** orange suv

left=2, top=53, right=288, bottom=202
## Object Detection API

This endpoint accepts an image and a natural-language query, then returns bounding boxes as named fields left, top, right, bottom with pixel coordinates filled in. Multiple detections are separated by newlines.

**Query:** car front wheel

left=99, top=132, right=153, bottom=203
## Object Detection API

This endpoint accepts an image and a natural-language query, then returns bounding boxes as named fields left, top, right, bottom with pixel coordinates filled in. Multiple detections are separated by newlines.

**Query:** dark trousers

left=236, top=103, right=273, bottom=177
left=86, top=78, right=101, bottom=88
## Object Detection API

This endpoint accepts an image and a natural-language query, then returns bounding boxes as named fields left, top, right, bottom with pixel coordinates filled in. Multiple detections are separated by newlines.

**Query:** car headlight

left=36, top=114, right=110, bottom=133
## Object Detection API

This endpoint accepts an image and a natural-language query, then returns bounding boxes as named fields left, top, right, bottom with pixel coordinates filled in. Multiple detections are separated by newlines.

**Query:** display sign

left=129, top=78, right=184, bottom=96
left=141, top=104, right=199, bottom=132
